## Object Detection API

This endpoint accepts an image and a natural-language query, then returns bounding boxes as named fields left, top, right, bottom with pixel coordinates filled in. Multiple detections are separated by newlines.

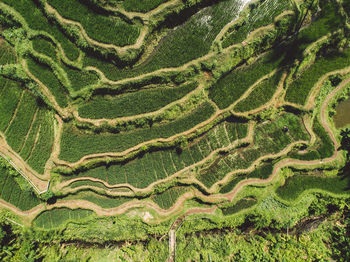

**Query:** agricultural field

left=0, top=0, right=350, bottom=260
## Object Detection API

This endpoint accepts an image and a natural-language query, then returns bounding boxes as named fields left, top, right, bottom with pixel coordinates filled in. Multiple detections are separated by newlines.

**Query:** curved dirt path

left=54, top=68, right=284, bottom=170
left=0, top=134, right=48, bottom=193
left=55, top=122, right=255, bottom=194
left=104, top=0, right=182, bottom=21
left=221, top=76, right=350, bottom=201
left=45, top=3, right=148, bottom=56
left=0, top=69, right=345, bottom=223
left=0, top=188, right=223, bottom=226
left=56, top=75, right=349, bottom=220
left=73, top=82, right=204, bottom=126
left=22, top=60, right=71, bottom=119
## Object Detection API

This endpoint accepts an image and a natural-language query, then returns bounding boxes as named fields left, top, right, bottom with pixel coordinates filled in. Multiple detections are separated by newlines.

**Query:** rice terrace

left=0, top=0, right=350, bottom=260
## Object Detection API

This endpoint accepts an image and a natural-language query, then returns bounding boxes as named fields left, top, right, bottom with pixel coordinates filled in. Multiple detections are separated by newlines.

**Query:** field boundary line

left=45, top=3, right=148, bottom=55
left=0, top=153, right=47, bottom=194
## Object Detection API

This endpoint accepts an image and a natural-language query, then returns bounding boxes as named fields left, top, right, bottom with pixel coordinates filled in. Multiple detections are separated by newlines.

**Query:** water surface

left=334, top=97, right=350, bottom=128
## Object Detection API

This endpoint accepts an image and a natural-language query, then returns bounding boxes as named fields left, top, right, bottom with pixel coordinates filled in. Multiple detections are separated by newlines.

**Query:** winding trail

left=45, top=3, right=148, bottom=56
left=0, top=134, right=48, bottom=193
left=0, top=1, right=348, bottom=234
left=0, top=75, right=347, bottom=224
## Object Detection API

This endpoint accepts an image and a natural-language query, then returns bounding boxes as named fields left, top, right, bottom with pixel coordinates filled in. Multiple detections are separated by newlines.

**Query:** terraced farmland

left=0, top=0, right=350, bottom=259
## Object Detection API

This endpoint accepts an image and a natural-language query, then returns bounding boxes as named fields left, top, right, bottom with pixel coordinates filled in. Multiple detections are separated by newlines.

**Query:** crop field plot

left=47, top=0, right=142, bottom=47
left=0, top=0, right=350, bottom=257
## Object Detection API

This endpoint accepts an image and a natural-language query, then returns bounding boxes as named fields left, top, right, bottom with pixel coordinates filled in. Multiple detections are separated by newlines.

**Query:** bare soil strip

left=45, top=3, right=148, bottom=55
left=2, top=75, right=345, bottom=224
left=0, top=139, right=48, bottom=193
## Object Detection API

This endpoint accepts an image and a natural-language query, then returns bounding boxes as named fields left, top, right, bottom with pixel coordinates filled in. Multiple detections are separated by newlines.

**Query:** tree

left=340, top=128, right=350, bottom=152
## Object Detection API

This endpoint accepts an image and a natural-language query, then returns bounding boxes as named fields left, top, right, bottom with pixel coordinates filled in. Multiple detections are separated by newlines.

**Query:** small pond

left=334, top=97, right=350, bottom=128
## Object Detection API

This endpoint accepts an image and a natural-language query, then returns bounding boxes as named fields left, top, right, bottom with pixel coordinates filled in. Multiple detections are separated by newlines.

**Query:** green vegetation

left=60, top=102, right=215, bottom=162
left=285, top=49, right=350, bottom=105
left=78, top=82, right=197, bottom=119
left=60, top=121, right=248, bottom=189
left=0, top=78, right=22, bottom=132
left=63, top=191, right=130, bottom=209
left=277, top=174, right=350, bottom=201
left=222, top=0, right=292, bottom=48
left=0, top=156, right=42, bottom=210
left=290, top=117, right=334, bottom=161
left=47, top=0, right=141, bottom=46
left=62, top=63, right=99, bottom=92
left=83, top=0, right=244, bottom=81
left=209, top=50, right=285, bottom=109
left=32, top=37, right=57, bottom=61
left=198, top=113, right=308, bottom=189
left=33, top=208, right=94, bottom=229
left=0, top=41, right=16, bottom=65
left=26, top=110, right=54, bottom=174
left=234, top=70, right=283, bottom=112
left=5, top=91, right=37, bottom=152
left=26, top=57, right=68, bottom=108
left=121, top=0, right=168, bottom=12
left=152, top=186, right=188, bottom=209
left=0, top=0, right=80, bottom=61
left=221, top=198, right=257, bottom=215
left=0, top=0, right=349, bottom=259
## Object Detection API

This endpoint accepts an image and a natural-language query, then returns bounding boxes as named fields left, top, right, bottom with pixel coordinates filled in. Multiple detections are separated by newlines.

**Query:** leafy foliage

left=48, top=0, right=141, bottom=46
left=78, top=82, right=197, bottom=119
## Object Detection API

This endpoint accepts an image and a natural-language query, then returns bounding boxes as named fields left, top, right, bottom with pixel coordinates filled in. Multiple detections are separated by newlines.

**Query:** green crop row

left=198, top=113, right=308, bottom=188
left=290, top=117, right=334, bottom=161
left=0, top=77, right=22, bottom=132
left=221, top=198, right=257, bottom=215
left=276, top=173, right=350, bottom=201
left=47, top=0, right=141, bottom=47
left=63, top=190, right=130, bottom=209
left=61, top=121, right=248, bottom=191
left=222, top=0, right=291, bottom=48
left=5, top=91, right=38, bottom=152
left=0, top=157, right=41, bottom=211
left=62, top=63, right=99, bottom=93
left=59, top=101, right=215, bottom=162
left=0, top=0, right=80, bottom=61
left=219, top=161, right=274, bottom=194
left=70, top=180, right=110, bottom=190
left=83, top=0, right=244, bottom=81
left=31, top=36, right=57, bottom=61
left=0, top=41, right=16, bottom=65
left=31, top=37, right=99, bottom=95
left=285, top=49, right=350, bottom=105
left=27, top=110, right=54, bottom=174
left=0, top=77, right=54, bottom=175
left=209, top=49, right=285, bottom=109
left=312, top=118, right=334, bottom=159
left=121, top=0, right=168, bottom=12
left=152, top=186, right=188, bottom=210
left=20, top=109, right=46, bottom=161
left=33, top=208, right=94, bottom=229
left=78, top=82, right=197, bottom=119
left=26, top=56, right=68, bottom=108
left=234, top=70, right=283, bottom=112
